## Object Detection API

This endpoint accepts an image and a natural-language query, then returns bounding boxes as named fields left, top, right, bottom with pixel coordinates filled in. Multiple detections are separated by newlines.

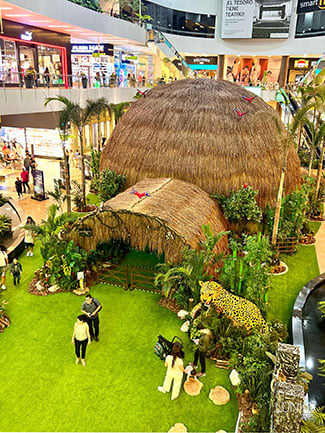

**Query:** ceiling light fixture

left=0, top=7, right=13, bottom=10
left=5, top=14, right=32, bottom=17
left=29, top=20, right=51, bottom=23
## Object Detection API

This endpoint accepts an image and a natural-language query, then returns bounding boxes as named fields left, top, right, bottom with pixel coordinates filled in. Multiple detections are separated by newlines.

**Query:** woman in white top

left=24, top=216, right=35, bottom=257
left=71, top=314, right=91, bottom=366
left=158, top=343, right=184, bottom=400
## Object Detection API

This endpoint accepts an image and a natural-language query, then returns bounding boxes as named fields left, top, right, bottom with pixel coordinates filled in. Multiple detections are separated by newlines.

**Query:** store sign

left=222, top=0, right=292, bottom=39
left=294, top=59, right=310, bottom=68
left=32, top=170, right=46, bottom=200
left=123, top=55, right=138, bottom=61
left=71, top=44, right=113, bottom=56
left=297, top=0, right=325, bottom=13
left=20, top=31, right=32, bottom=41
left=185, top=57, right=217, bottom=65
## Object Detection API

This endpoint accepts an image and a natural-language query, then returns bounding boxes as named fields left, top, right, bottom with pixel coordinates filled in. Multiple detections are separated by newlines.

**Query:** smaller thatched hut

left=66, top=178, right=228, bottom=263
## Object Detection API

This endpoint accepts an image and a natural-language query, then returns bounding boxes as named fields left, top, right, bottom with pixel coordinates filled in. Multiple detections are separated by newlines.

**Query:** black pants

left=194, top=350, right=206, bottom=373
left=86, top=316, right=99, bottom=338
left=22, top=181, right=30, bottom=193
left=75, top=338, right=88, bottom=359
left=13, top=275, right=20, bottom=285
left=16, top=190, right=23, bottom=198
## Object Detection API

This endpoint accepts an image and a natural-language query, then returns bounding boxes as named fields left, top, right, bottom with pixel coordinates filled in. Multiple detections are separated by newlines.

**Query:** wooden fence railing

left=98, top=263, right=159, bottom=293
left=276, top=237, right=298, bottom=255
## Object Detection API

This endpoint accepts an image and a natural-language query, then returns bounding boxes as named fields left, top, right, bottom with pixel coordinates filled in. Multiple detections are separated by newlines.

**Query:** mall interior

left=0, top=1, right=324, bottom=432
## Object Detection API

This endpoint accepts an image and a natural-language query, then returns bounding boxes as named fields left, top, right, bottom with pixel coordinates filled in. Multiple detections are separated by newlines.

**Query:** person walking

left=23, top=154, right=31, bottom=173
left=0, top=246, right=8, bottom=290
left=71, top=314, right=91, bottom=366
left=24, top=216, right=35, bottom=256
left=21, top=168, right=30, bottom=193
left=158, top=343, right=184, bottom=400
left=192, top=329, right=212, bottom=377
left=15, top=177, right=23, bottom=199
left=10, top=258, right=22, bottom=286
left=81, top=294, right=102, bottom=341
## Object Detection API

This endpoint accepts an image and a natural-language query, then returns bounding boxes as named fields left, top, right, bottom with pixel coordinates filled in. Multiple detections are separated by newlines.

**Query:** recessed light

left=29, top=20, right=51, bottom=23
left=0, top=7, right=13, bottom=10
left=48, top=25, right=70, bottom=28
left=5, top=14, right=32, bottom=17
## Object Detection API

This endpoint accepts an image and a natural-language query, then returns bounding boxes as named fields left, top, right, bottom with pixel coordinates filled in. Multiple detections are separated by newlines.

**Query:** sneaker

left=1, top=285, right=6, bottom=290
left=81, top=359, right=86, bottom=367
left=158, top=386, right=166, bottom=393
left=94, top=336, right=99, bottom=342
left=26, top=252, right=30, bottom=257
left=30, top=252, right=33, bottom=257
left=75, top=358, right=80, bottom=365
left=197, top=372, right=206, bottom=378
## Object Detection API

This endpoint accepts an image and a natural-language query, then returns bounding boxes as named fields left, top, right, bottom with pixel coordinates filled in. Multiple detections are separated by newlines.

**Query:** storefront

left=0, top=126, right=64, bottom=158
left=71, top=43, right=114, bottom=87
left=185, top=57, right=218, bottom=79
left=114, top=49, right=153, bottom=87
left=287, top=57, right=320, bottom=84
left=0, top=20, right=71, bottom=88
left=225, top=56, right=282, bottom=87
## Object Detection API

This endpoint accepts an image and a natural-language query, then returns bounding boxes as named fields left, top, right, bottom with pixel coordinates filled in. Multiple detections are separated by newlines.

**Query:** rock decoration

left=168, top=423, right=187, bottom=432
left=180, top=320, right=190, bottom=333
left=270, top=382, right=304, bottom=433
left=273, top=343, right=300, bottom=383
left=177, top=310, right=189, bottom=319
left=229, top=369, right=241, bottom=386
left=209, top=386, right=230, bottom=405
left=48, top=284, right=60, bottom=293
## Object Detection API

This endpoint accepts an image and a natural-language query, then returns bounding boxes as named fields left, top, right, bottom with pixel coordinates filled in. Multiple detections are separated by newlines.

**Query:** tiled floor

left=0, top=158, right=86, bottom=223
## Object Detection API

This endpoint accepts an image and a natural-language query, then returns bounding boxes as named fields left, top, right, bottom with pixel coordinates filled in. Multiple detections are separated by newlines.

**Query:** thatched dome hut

left=65, top=178, right=228, bottom=263
left=101, top=79, right=301, bottom=207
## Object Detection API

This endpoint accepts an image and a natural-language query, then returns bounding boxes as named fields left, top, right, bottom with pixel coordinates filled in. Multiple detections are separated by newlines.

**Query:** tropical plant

left=90, top=149, right=102, bottom=187
left=109, top=102, right=130, bottom=127
left=0, top=193, right=8, bottom=207
left=301, top=406, right=325, bottom=433
left=0, top=215, right=11, bottom=239
left=71, top=180, right=85, bottom=211
left=47, top=179, right=66, bottom=212
left=302, top=175, right=325, bottom=219
left=68, top=0, right=102, bottom=12
left=92, top=169, right=126, bottom=202
left=45, top=96, right=109, bottom=206
left=212, top=185, right=262, bottom=224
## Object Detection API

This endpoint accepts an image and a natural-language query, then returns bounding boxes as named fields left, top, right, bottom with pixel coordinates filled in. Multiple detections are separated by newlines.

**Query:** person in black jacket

left=15, top=177, right=23, bottom=199
left=10, top=258, right=22, bottom=286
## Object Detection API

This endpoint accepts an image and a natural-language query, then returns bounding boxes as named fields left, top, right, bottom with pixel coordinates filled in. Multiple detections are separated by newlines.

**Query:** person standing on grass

left=15, top=177, right=23, bottom=199
left=0, top=246, right=8, bottom=290
left=72, top=314, right=91, bottom=367
left=24, top=216, right=35, bottom=257
left=158, top=343, right=184, bottom=400
left=81, top=294, right=102, bottom=341
left=10, top=258, right=22, bottom=286
left=21, top=168, right=30, bottom=193
left=192, top=329, right=212, bottom=377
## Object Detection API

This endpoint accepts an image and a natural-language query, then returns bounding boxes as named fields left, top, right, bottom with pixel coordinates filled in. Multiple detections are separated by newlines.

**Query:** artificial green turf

left=0, top=246, right=238, bottom=433
left=268, top=244, right=320, bottom=334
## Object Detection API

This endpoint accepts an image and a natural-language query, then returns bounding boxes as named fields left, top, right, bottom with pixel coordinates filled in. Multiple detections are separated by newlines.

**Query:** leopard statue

left=191, top=280, right=268, bottom=333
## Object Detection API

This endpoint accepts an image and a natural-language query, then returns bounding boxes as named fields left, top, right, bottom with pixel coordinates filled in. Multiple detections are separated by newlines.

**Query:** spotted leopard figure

left=191, top=281, right=268, bottom=333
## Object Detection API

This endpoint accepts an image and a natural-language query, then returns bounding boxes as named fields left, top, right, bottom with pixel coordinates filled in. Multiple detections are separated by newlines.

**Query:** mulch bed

left=271, top=265, right=287, bottom=274
left=309, top=215, right=325, bottom=221
left=73, top=205, right=97, bottom=213
left=28, top=277, right=64, bottom=296
left=236, top=391, right=255, bottom=432
left=159, top=298, right=182, bottom=314
left=299, top=235, right=316, bottom=245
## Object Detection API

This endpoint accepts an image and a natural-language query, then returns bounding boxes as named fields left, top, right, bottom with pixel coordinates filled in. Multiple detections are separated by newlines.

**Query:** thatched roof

left=66, top=178, right=228, bottom=263
left=100, top=79, right=301, bottom=207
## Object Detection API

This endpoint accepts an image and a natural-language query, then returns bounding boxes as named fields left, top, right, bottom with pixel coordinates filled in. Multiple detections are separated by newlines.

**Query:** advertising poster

left=222, top=0, right=292, bottom=39
left=296, top=0, right=325, bottom=38
left=32, top=169, right=46, bottom=200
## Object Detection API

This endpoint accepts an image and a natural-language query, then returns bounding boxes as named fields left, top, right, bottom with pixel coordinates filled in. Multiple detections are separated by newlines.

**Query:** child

left=10, top=258, right=22, bottom=286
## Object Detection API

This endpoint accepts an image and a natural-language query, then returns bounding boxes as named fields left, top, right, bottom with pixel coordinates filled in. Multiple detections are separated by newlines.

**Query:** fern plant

left=47, top=179, right=66, bottom=212
left=301, top=406, right=325, bottom=433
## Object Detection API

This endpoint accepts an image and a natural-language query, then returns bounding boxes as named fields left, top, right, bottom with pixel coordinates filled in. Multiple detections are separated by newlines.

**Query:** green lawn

left=268, top=243, right=320, bottom=335
left=0, top=246, right=238, bottom=433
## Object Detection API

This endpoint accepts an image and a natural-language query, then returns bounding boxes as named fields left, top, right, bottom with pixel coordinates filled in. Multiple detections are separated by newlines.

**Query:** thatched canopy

left=66, top=178, right=228, bottom=263
left=100, top=79, right=301, bottom=207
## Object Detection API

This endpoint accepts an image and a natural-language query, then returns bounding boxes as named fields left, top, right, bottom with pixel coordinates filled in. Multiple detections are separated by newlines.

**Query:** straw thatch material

left=100, top=79, right=301, bottom=207
left=66, top=178, right=228, bottom=263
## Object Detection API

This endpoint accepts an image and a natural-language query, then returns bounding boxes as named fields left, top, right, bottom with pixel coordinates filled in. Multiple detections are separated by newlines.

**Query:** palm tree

left=45, top=96, right=108, bottom=206
left=108, top=102, right=130, bottom=128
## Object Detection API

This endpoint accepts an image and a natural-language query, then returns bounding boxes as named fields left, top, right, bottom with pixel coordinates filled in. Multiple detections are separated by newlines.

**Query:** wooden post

left=272, top=169, right=285, bottom=246
left=217, top=55, right=225, bottom=81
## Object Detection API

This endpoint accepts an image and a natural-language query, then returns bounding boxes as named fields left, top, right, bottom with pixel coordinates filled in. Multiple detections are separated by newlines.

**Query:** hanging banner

left=297, top=0, right=325, bottom=13
left=222, top=0, right=292, bottom=39
left=222, top=0, right=255, bottom=38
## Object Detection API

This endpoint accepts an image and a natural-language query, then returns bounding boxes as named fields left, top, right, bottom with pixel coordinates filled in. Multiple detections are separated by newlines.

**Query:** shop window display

left=38, top=45, right=63, bottom=85
left=0, top=40, right=19, bottom=83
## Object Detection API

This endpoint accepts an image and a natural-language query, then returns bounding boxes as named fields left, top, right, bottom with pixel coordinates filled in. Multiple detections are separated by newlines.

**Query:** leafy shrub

left=92, top=169, right=126, bottom=203
left=95, top=239, right=130, bottom=264
left=0, top=193, right=8, bottom=207
left=68, top=0, right=102, bottom=12
left=71, top=180, right=85, bottom=211
left=90, top=149, right=101, bottom=186
left=0, top=215, right=12, bottom=239
left=213, top=186, right=262, bottom=223
left=302, top=175, right=325, bottom=218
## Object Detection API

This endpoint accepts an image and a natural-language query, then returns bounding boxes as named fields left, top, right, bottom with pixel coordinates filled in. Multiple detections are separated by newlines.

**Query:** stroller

left=154, top=335, right=184, bottom=360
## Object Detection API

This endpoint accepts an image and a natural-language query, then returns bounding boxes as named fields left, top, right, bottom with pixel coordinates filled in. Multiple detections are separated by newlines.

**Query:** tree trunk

left=79, top=128, right=86, bottom=207
left=272, top=169, right=286, bottom=246
left=64, top=146, right=71, bottom=215
left=97, top=114, right=101, bottom=151
left=315, top=138, right=325, bottom=200
left=297, top=124, right=302, bottom=151
left=308, top=147, right=314, bottom=176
